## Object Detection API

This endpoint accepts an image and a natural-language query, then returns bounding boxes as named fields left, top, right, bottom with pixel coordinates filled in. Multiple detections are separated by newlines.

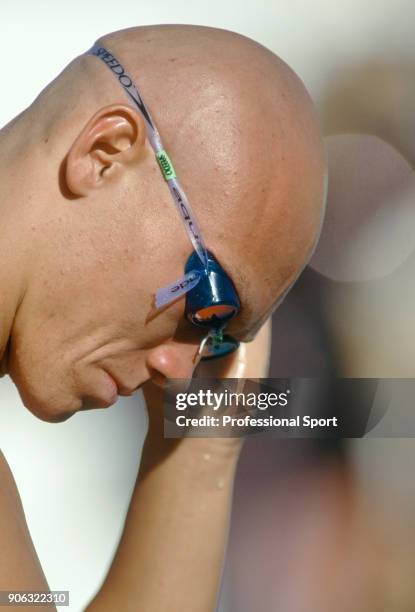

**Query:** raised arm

left=86, top=319, right=271, bottom=611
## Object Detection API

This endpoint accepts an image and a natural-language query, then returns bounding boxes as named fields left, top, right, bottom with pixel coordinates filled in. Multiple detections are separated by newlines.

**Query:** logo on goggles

left=171, top=273, right=200, bottom=293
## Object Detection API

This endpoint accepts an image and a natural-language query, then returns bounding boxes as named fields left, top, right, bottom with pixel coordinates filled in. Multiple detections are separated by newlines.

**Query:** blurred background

left=1, top=1, right=415, bottom=610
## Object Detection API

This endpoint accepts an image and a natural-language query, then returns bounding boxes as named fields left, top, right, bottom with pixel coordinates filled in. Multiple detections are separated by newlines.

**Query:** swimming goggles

left=87, top=43, right=241, bottom=360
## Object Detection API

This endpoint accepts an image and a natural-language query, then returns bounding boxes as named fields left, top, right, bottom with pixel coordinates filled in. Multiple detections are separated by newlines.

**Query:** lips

left=102, top=369, right=140, bottom=397
left=79, top=371, right=118, bottom=409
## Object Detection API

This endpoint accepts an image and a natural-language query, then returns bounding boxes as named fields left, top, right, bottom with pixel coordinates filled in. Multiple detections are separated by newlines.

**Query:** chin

left=34, top=409, right=77, bottom=423
left=12, top=381, right=80, bottom=423
left=9, top=363, right=121, bottom=422
left=8, top=353, right=87, bottom=422
left=24, top=399, right=79, bottom=423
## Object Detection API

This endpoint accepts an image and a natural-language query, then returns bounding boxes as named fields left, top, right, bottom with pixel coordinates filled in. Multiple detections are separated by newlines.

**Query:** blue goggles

left=88, top=43, right=241, bottom=360
left=184, top=250, right=240, bottom=360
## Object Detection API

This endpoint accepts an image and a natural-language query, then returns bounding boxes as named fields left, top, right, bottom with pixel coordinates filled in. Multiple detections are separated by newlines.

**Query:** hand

left=141, top=318, right=272, bottom=458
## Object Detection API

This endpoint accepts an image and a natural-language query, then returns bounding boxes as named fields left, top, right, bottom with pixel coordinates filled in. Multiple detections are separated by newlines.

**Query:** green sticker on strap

left=156, top=150, right=176, bottom=180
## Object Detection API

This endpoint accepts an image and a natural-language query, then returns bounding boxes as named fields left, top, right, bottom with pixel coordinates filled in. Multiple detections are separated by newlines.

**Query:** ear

left=65, top=104, right=147, bottom=196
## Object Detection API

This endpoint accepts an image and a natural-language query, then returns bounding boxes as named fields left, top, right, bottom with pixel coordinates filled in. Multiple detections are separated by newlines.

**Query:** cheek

left=32, top=214, right=150, bottom=321
left=26, top=252, right=150, bottom=342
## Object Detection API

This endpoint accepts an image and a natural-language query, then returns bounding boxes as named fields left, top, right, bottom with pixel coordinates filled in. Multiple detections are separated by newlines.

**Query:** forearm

left=86, top=436, right=241, bottom=612
left=87, top=320, right=271, bottom=611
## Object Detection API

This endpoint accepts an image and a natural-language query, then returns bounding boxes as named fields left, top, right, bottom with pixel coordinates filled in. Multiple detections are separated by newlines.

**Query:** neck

left=0, top=113, right=33, bottom=376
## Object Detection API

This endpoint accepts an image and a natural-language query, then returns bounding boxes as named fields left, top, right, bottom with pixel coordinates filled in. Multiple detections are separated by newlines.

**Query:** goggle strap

left=165, top=177, right=209, bottom=267
left=87, top=44, right=209, bottom=269
left=155, top=269, right=202, bottom=309
left=87, top=45, right=159, bottom=138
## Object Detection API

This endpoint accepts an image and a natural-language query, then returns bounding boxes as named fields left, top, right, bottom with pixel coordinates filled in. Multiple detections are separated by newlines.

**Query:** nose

left=146, top=342, right=200, bottom=388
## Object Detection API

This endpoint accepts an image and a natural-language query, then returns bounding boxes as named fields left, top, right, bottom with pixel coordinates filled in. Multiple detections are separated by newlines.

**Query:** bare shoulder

left=0, top=449, right=54, bottom=610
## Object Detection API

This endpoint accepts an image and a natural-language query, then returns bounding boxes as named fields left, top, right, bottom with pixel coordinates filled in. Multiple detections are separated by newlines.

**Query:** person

left=0, top=24, right=326, bottom=610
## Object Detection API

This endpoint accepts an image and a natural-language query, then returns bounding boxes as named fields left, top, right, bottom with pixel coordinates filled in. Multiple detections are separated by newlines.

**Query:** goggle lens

left=193, top=304, right=237, bottom=323
left=199, top=333, right=240, bottom=361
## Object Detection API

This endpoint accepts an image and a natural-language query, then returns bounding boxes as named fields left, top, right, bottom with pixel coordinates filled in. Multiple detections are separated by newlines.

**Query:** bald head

left=0, top=25, right=326, bottom=419
left=31, top=25, right=326, bottom=335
